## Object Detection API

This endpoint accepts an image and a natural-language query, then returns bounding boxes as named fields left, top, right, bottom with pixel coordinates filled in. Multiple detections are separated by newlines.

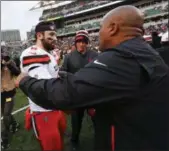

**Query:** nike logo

left=93, top=60, right=107, bottom=67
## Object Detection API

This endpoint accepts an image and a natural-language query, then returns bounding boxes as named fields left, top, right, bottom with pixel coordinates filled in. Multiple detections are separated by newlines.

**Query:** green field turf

left=5, top=89, right=94, bottom=151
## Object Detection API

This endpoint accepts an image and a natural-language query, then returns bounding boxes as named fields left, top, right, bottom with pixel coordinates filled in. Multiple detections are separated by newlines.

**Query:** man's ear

left=37, top=32, right=43, bottom=40
left=109, top=23, right=119, bottom=36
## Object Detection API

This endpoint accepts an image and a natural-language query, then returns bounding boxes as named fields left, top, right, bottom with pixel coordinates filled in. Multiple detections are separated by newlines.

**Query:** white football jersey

left=20, top=45, right=59, bottom=112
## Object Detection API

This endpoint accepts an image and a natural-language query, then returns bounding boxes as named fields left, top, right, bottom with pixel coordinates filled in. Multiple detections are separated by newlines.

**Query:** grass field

left=4, top=89, right=94, bottom=151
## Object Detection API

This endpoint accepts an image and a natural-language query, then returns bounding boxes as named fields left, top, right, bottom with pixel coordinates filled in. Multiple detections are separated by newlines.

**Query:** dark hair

left=34, top=21, right=55, bottom=41
left=152, top=32, right=158, bottom=37
left=35, top=21, right=55, bottom=32
left=2, top=55, right=10, bottom=62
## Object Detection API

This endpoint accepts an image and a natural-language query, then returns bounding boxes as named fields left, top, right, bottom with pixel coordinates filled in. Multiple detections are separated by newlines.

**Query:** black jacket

left=19, top=37, right=169, bottom=151
left=60, top=49, right=98, bottom=73
left=157, top=45, right=169, bottom=66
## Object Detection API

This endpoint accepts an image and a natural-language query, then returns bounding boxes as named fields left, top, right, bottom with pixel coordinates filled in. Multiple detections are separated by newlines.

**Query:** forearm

left=19, top=76, right=55, bottom=109
left=19, top=73, right=78, bottom=110
left=7, top=63, right=20, bottom=76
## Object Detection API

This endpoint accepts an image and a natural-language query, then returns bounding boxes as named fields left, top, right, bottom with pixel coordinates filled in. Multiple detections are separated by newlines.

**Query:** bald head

left=99, top=5, right=145, bottom=51
left=103, top=5, right=144, bottom=29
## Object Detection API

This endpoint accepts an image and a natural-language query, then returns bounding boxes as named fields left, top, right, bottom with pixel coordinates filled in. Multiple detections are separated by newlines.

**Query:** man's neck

left=36, top=41, right=46, bottom=51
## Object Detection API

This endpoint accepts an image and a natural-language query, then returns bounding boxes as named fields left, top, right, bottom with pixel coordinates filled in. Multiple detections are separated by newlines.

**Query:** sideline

left=1, top=105, right=29, bottom=120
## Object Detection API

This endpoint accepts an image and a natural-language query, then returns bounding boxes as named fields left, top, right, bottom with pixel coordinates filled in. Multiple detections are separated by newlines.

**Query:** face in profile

left=39, top=31, right=57, bottom=51
left=76, top=40, right=88, bottom=52
left=99, top=18, right=118, bottom=51
left=99, top=21, right=109, bottom=51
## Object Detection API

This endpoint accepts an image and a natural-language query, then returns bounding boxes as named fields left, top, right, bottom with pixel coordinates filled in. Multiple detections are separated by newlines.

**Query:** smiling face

left=37, top=30, right=57, bottom=51
left=76, top=39, right=88, bottom=53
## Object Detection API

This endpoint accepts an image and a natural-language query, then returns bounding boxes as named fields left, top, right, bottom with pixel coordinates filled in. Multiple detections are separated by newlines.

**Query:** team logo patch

left=50, top=25, right=55, bottom=30
left=44, top=116, right=48, bottom=122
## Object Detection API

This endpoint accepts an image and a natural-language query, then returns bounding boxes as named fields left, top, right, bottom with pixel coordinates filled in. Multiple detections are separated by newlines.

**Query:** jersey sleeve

left=20, top=50, right=52, bottom=79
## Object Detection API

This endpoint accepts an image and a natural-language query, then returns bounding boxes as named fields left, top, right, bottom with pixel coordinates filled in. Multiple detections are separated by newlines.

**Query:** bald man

left=16, top=6, right=169, bottom=151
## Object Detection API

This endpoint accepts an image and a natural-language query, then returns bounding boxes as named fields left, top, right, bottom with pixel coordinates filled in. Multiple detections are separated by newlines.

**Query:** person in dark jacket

left=13, top=57, right=21, bottom=69
left=16, top=6, right=169, bottom=151
left=151, top=31, right=161, bottom=49
left=60, top=30, right=98, bottom=150
left=1, top=54, right=20, bottom=149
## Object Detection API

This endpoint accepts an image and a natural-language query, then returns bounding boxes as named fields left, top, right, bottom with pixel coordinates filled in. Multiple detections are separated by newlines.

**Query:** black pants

left=71, top=108, right=95, bottom=144
left=1, top=89, right=17, bottom=141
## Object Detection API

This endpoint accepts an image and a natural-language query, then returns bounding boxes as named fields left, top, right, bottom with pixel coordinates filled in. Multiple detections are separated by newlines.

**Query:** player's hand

left=15, top=72, right=28, bottom=88
left=2, top=59, right=6, bottom=65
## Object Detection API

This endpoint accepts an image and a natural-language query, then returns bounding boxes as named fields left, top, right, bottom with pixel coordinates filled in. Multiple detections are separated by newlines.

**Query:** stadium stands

left=3, top=0, right=168, bottom=58
left=52, top=0, right=168, bottom=36
left=40, top=0, right=111, bottom=21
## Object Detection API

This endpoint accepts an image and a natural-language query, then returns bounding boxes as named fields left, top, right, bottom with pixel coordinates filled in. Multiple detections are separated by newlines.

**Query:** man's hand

left=2, top=59, right=6, bottom=65
left=15, top=72, right=28, bottom=88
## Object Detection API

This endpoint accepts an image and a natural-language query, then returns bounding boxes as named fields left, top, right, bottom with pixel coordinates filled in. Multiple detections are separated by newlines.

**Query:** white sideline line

left=1, top=105, right=29, bottom=120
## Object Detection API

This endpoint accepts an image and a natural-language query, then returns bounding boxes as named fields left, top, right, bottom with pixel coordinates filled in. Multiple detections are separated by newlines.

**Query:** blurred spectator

left=157, top=31, right=169, bottom=65
left=145, top=22, right=168, bottom=35
left=151, top=31, right=161, bottom=49
left=1, top=54, right=20, bottom=149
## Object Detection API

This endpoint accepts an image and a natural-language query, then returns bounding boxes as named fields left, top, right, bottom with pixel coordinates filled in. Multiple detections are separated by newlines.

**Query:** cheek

left=45, top=38, right=52, bottom=44
left=45, top=35, right=53, bottom=41
left=82, top=44, right=87, bottom=48
left=99, top=29, right=105, bottom=42
left=76, top=44, right=80, bottom=49
left=99, top=34, right=104, bottom=46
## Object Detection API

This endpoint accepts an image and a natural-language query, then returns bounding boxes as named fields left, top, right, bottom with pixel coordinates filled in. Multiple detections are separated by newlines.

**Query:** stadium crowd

left=1, top=20, right=168, bottom=67
left=53, top=21, right=168, bottom=58
left=145, top=22, right=168, bottom=35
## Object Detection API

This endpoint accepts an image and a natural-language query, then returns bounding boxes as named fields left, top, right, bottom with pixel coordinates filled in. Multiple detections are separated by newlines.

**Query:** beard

left=41, top=38, right=55, bottom=51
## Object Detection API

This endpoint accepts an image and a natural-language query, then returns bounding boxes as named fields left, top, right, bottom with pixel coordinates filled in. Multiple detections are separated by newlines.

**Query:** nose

left=79, top=42, right=85, bottom=46
left=53, top=36, right=57, bottom=41
left=52, top=38, right=57, bottom=45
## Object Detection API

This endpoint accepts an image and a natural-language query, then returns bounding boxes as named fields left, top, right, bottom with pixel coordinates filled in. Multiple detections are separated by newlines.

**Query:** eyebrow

left=49, top=32, right=57, bottom=35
